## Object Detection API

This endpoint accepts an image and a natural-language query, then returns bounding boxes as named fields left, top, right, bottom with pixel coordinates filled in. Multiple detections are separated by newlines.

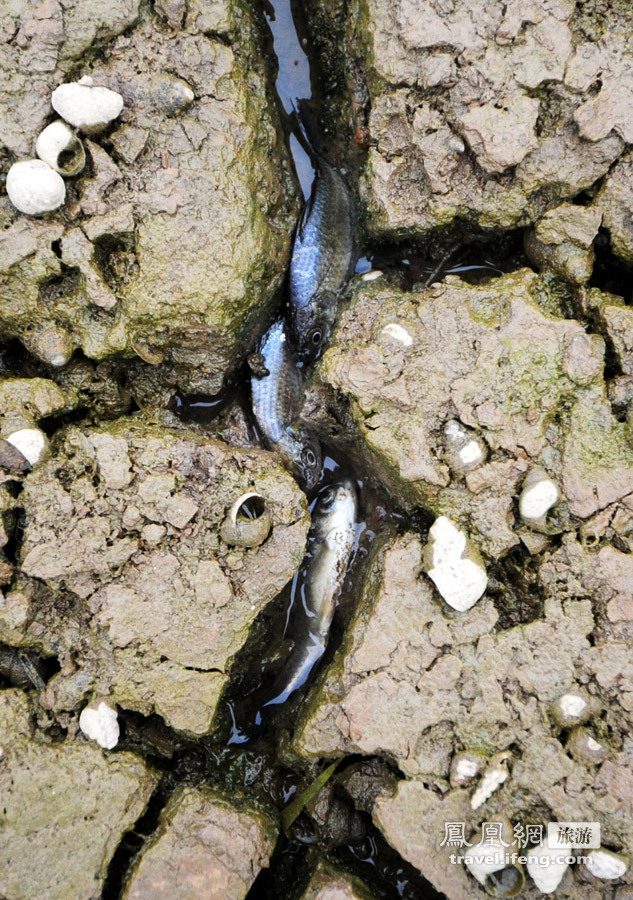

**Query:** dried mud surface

left=2, top=0, right=633, bottom=898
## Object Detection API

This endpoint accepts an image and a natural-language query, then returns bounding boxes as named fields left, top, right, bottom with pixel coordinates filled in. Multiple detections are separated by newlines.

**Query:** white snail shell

left=220, top=493, right=272, bottom=548
left=6, top=159, right=66, bottom=216
left=36, top=121, right=85, bottom=176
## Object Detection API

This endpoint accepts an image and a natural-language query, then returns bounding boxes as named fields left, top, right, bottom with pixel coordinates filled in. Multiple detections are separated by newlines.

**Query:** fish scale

left=251, top=318, right=302, bottom=446
left=289, top=155, right=356, bottom=356
left=264, top=478, right=358, bottom=706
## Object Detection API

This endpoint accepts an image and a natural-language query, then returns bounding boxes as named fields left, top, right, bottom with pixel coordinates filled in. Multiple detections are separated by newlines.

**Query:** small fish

left=289, top=107, right=356, bottom=360
left=249, top=318, right=321, bottom=490
left=265, top=477, right=358, bottom=706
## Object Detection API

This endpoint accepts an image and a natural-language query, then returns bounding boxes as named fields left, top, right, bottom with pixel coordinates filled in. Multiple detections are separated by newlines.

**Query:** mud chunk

left=0, top=14, right=297, bottom=394
left=345, top=0, right=629, bottom=239
left=299, top=862, right=375, bottom=900
left=0, top=689, right=156, bottom=900
left=525, top=203, right=602, bottom=284
left=123, top=786, right=276, bottom=900
left=317, top=271, right=605, bottom=555
left=6, top=418, right=309, bottom=735
left=595, top=149, right=633, bottom=264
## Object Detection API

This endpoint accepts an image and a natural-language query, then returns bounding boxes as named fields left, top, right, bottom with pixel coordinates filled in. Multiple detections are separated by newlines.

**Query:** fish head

left=313, top=477, right=358, bottom=534
left=281, top=428, right=322, bottom=491
left=294, top=290, right=338, bottom=360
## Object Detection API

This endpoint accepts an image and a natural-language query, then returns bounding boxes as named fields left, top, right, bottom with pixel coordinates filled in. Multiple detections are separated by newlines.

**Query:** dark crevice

left=589, top=227, right=632, bottom=300
left=335, top=826, right=445, bottom=900
left=488, top=543, right=548, bottom=629
left=359, top=225, right=528, bottom=291
left=101, top=778, right=175, bottom=900
left=245, top=833, right=313, bottom=900
left=0, top=643, right=60, bottom=691
left=2, top=504, right=24, bottom=565
left=92, top=233, right=139, bottom=293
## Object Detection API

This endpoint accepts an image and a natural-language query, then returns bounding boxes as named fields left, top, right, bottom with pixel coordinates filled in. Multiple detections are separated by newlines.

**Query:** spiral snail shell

left=220, top=493, right=271, bottom=548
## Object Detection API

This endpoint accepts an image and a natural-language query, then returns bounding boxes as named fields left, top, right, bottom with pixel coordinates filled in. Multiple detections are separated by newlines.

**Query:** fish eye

left=311, top=329, right=322, bottom=346
left=302, top=447, right=317, bottom=468
left=320, top=486, right=335, bottom=506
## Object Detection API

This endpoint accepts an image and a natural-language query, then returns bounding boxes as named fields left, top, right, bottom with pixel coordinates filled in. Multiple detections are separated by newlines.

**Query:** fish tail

left=293, top=98, right=322, bottom=158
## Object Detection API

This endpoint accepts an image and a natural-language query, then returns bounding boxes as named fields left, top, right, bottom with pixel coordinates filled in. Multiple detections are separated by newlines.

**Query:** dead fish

left=289, top=104, right=356, bottom=360
left=249, top=318, right=321, bottom=490
left=265, top=477, right=358, bottom=706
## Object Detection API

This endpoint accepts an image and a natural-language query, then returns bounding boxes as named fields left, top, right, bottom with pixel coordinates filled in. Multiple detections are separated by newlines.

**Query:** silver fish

left=289, top=138, right=355, bottom=360
left=265, top=477, right=358, bottom=706
left=250, top=318, right=321, bottom=490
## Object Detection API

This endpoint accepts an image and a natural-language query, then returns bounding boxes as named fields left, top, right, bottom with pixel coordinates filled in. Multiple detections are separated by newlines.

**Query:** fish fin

left=297, top=192, right=317, bottom=243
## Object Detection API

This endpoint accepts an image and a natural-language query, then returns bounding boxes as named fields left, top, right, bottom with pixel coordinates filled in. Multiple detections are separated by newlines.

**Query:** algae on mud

left=1, top=415, right=310, bottom=735
left=1, top=0, right=298, bottom=395
left=3, top=0, right=633, bottom=897
left=0, top=689, right=157, bottom=900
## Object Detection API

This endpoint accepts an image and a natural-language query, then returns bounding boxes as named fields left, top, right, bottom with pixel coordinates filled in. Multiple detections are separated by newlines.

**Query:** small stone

left=526, top=841, right=569, bottom=894
left=444, top=419, right=487, bottom=475
left=585, top=848, right=629, bottom=880
left=6, top=160, right=66, bottom=216
left=381, top=323, right=413, bottom=346
left=449, top=750, right=487, bottom=787
left=519, top=470, right=560, bottom=524
left=142, top=524, right=166, bottom=546
left=423, top=516, right=487, bottom=612
left=550, top=689, right=595, bottom=728
left=362, top=269, right=383, bottom=281
left=566, top=726, right=607, bottom=765
left=52, top=82, right=124, bottom=133
left=35, top=121, right=85, bottom=176
left=5, top=429, right=48, bottom=468
left=79, top=700, right=120, bottom=749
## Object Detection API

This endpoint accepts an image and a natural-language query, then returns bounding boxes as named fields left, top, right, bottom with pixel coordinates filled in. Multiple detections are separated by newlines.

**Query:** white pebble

left=362, top=269, right=383, bottom=281
left=559, top=694, right=587, bottom=719
left=79, top=700, right=120, bottom=750
left=585, top=849, right=629, bottom=880
left=470, top=752, right=511, bottom=809
left=35, top=120, right=85, bottom=176
left=519, top=475, right=559, bottom=522
left=6, top=428, right=48, bottom=467
left=381, top=323, right=413, bottom=346
left=424, top=516, right=487, bottom=612
left=526, top=842, right=569, bottom=894
left=444, top=419, right=487, bottom=474
left=458, top=440, right=484, bottom=466
left=450, top=750, right=486, bottom=787
left=52, top=82, right=124, bottom=133
left=550, top=689, right=595, bottom=728
left=6, top=160, right=66, bottom=216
